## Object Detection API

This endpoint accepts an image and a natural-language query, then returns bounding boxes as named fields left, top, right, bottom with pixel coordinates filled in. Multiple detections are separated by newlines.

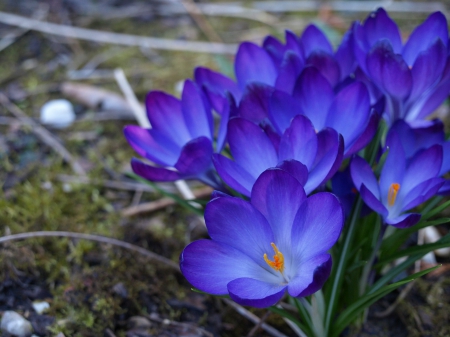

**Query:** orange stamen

left=264, top=243, right=285, bottom=273
left=387, top=183, right=400, bottom=206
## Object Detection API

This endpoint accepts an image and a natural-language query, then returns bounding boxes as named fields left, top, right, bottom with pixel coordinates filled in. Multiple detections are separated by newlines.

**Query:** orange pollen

left=264, top=243, right=285, bottom=273
left=387, top=183, right=400, bottom=206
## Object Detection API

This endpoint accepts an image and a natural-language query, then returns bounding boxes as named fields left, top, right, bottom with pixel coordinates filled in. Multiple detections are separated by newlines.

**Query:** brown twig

left=122, top=186, right=213, bottom=216
left=0, top=231, right=179, bottom=270
left=247, top=311, right=271, bottom=337
left=56, top=174, right=176, bottom=193
left=0, top=11, right=237, bottom=54
left=222, top=299, right=289, bottom=337
left=180, top=0, right=223, bottom=43
left=0, top=93, right=86, bottom=176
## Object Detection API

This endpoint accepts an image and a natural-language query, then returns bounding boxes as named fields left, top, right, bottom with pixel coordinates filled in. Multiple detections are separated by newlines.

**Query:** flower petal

left=146, top=91, right=191, bottom=146
left=385, top=213, right=421, bottom=228
left=228, top=278, right=286, bottom=308
left=269, top=89, right=302, bottom=134
left=379, top=133, right=406, bottom=202
left=360, top=184, right=388, bottom=218
left=228, top=118, right=278, bottom=178
left=366, top=42, right=412, bottom=99
left=235, top=42, right=277, bottom=90
left=131, top=158, right=182, bottom=182
left=293, top=67, right=334, bottom=130
left=291, top=192, right=344, bottom=261
left=238, top=83, right=274, bottom=123
left=301, top=24, right=333, bottom=56
left=181, top=80, right=213, bottom=140
left=288, top=254, right=332, bottom=297
left=402, top=12, right=448, bottom=66
left=213, top=154, right=255, bottom=196
left=251, top=169, right=307, bottom=253
left=363, top=8, right=402, bottom=53
left=205, top=196, right=274, bottom=263
left=124, top=125, right=180, bottom=166
left=344, top=112, right=379, bottom=157
left=350, top=156, right=379, bottom=198
left=180, top=240, right=276, bottom=295
left=174, top=136, right=213, bottom=175
left=275, top=51, right=305, bottom=94
left=306, top=51, right=341, bottom=87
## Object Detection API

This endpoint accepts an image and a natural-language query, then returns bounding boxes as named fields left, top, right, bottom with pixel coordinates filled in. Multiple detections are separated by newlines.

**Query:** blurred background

left=1, top=1, right=450, bottom=336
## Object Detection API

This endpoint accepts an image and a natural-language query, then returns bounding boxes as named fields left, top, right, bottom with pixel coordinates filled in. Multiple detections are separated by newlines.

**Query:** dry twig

left=0, top=11, right=237, bottom=54
left=0, top=93, right=86, bottom=176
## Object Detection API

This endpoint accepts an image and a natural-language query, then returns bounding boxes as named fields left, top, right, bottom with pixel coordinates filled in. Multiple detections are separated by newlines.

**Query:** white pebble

left=1, top=311, right=33, bottom=337
left=40, top=99, right=75, bottom=128
left=32, top=301, right=50, bottom=314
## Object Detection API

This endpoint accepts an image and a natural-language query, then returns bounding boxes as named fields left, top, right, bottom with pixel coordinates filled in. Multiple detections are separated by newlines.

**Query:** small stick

left=0, top=93, right=86, bottom=176
left=122, top=186, right=212, bottom=216
left=0, top=231, right=179, bottom=270
left=222, top=299, right=289, bottom=337
left=0, top=11, right=237, bottom=54
left=180, top=0, right=223, bottom=43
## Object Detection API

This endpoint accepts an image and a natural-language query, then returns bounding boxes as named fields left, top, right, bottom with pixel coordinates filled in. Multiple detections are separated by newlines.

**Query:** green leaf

left=422, top=199, right=450, bottom=221
left=330, top=265, right=440, bottom=337
left=268, top=306, right=311, bottom=335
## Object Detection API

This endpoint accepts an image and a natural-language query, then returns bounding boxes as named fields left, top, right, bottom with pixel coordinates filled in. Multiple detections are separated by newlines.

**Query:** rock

left=32, top=300, right=50, bottom=314
left=128, top=316, right=152, bottom=329
left=1, top=311, right=33, bottom=337
left=40, top=99, right=75, bottom=128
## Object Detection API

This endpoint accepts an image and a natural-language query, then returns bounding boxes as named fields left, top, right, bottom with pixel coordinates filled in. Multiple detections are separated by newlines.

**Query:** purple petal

left=285, top=30, right=304, bottom=58
left=291, top=192, right=344, bottom=260
left=263, top=35, right=286, bottom=66
left=269, top=89, right=302, bottom=134
left=181, top=80, right=213, bottom=140
left=124, top=125, right=180, bottom=166
left=289, top=254, right=332, bottom=297
left=326, top=81, right=370, bottom=150
left=385, top=213, right=421, bottom=228
left=213, top=154, right=254, bottom=196
left=301, top=25, right=333, bottom=56
left=238, top=83, right=274, bottom=124
left=345, top=112, right=379, bottom=157
left=440, top=142, right=450, bottom=175
left=363, top=8, right=402, bottom=53
left=276, top=160, right=309, bottom=187
left=174, top=136, right=213, bottom=175
left=350, top=156, right=379, bottom=198
left=306, top=51, right=341, bottom=87
left=336, top=28, right=356, bottom=80
left=293, top=67, right=334, bottom=130
left=216, top=93, right=235, bottom=152
left=305, top=129, right=343, bottom=194
left=205, top=196, right=274, bottom=263
left=366, top=42, right=412, bottom=99
left=195, top=67, right=241, bottom=112
left=402, top=177, right=444, bottom=210
left=401, top=145, right=442, bottom=195
left=410, top=39, right=447, bottom=100
left=379, top=133, right=406, bottom=201
left=228, top=278, right=286, bottom=308
left=275, top=51, right=305, bottom=94
left=180, top=240, right=275, bottom=295
left=146, top=91, right=191, bottom=146
left=131, top=158, right=182, bottom=182
left=278, top=115, right=317, bottom=169
left=251, top=169, right=307, bottom=252
left=360, top=184, right=388, bottom=218
left=235, top=42, right=277, bottom=90
left=403, top=12, right=448, bottom=66
left=228, top=118, right=278, bottom=178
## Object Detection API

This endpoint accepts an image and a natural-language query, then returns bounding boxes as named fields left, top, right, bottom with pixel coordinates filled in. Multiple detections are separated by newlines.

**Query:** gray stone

left=1, top=311, right=33, bottom=337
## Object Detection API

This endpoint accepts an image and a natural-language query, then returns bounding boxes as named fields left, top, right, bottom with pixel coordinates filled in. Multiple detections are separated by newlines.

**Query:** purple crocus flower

left=180, top=169, right=344, bottom=308
left=350, top=130, right=445, bottom=228
left=124, top=80, right=224, bottom=188
left=269, top=67, right=378, bottom=157
left=213, top=115, right=343, bottom=196
left=353, top=8, right=450, bottom=125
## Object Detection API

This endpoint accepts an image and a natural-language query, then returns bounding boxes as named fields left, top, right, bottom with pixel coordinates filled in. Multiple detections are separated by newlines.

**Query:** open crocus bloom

left=180, top=169, right=344, bottom=308
left=350, top=131, right=445, bottom=228
left=213, top=115, right=343, bottom=196
left=124, top=79, right=224, bottom=189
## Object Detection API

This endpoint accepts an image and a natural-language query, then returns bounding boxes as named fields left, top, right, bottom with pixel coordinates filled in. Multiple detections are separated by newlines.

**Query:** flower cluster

left=125, top=7, right=450, bottom=319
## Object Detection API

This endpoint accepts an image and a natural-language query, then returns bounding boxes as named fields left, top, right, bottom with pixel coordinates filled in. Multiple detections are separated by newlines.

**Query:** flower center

left=264, top=243, right=285, bottom=273
left=387, top=183, right=400, bottom=206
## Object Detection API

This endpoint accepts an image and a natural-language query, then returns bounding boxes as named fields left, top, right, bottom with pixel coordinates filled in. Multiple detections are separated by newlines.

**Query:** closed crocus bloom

left=180, top=169, right=344, bottom=308
left=350, top=131, right=445, bottom=228
left=353, top=8, right=450, bottom=125
left=213, top=115, right=343, bottom=196
left=124, top=79, right=224, bottom=188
